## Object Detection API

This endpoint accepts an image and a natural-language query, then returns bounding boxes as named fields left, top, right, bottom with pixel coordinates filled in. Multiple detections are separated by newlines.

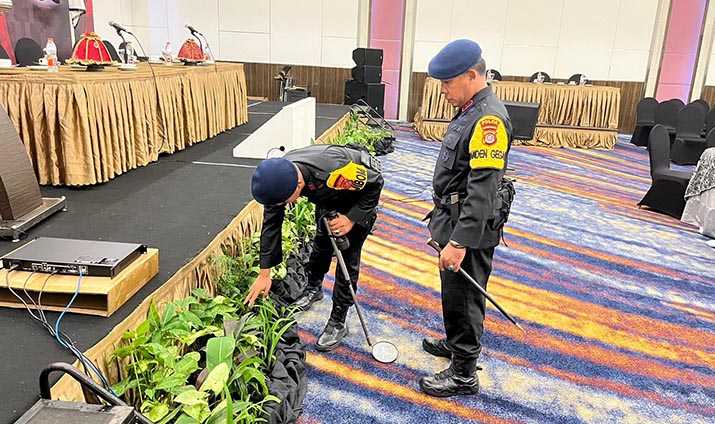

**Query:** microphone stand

left=189, top=31, right=203, bottom=61
left=190, top=29, right=217, bottom=71
left=115, top=29, right=127, bottom=63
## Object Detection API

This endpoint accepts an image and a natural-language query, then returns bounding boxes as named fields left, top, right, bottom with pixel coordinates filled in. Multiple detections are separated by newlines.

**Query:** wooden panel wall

left=407, top=72, right=644, bottom=134
left=241, top=63, right=645, bottom=134
left=242, top=62, right=352, bottom=105
left=702, top=86, right=715, bottom=107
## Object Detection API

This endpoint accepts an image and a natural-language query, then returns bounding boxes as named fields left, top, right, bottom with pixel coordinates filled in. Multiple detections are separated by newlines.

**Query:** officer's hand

left=329, top=213, right=354, bottom=236
left=244, top=270, right=272, bottom=306
left=439, top=244, right=466, bottom=272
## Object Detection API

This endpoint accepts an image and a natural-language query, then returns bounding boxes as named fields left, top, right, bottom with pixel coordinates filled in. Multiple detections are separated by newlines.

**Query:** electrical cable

left=53, top=272, right=116, bottom=394
left=6, top=267, right=114, bottom=394
left=130, top=33, right=171, bottom=157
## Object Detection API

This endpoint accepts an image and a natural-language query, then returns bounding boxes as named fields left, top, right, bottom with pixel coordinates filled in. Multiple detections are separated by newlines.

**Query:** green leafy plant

left=327, top=110, right=392, bottom=153
left=111, top=185, right=315, bottom=423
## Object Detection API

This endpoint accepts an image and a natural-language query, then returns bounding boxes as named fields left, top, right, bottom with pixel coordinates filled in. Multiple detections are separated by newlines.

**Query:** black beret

left=428, top=39, right=482, bottom=80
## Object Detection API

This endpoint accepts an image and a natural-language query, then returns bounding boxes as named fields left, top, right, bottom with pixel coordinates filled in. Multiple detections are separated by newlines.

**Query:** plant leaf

left=206, top=335, right=235, bottom=372
left=174, top=389, right=207, bottom=406
left=174, top=413, right=201, bottom=424
left=200, top=362, right=229, bottom=395
left=144, top=403, right=170, bottom=422
left=182, top=402, right=211, bottom=422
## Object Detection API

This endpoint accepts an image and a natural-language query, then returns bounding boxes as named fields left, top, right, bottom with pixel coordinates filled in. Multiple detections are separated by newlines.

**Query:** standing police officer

left=420, top=39, right=513, bottom=397
left=244, top=144, right=384, bottom=352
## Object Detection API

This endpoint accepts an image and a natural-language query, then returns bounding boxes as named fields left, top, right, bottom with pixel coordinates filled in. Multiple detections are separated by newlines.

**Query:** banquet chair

left=669, top=98, right=685, bottom=110
left=631, top=97, right=658, bottom=147
left=568, top=73, right=587, bottom=84
left=14, top=38, right=44, bottom=67
left=671, top=104, right=707, bottom=165
left=638, top=125, right=693, bottom=218
left=530, top=71, right=551, bottom=83
left=707, top=128, right=715, bottom=148
left=653, top=101, right=679, bottom=145
left=103, top=41, right=121, bottom=62
left=486, top=69, right=502, bottom=81
left=689, top=99, right=710, bottom=114
left=706, top=108, right=715, bottom=136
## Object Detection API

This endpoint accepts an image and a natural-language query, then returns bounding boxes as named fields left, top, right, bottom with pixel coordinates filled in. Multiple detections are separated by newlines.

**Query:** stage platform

left=0, top=100, right=351, bottom=423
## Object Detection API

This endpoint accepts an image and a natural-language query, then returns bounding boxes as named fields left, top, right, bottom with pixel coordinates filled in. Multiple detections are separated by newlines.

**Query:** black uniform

left=429, top=85, right=513, bottom=361
left=259, top=144, right=384, bottom=321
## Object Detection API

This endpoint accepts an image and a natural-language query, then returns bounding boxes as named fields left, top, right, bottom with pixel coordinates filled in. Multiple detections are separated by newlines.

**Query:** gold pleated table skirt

left=0, top=62, right=248, bottom=186
left=415, top=77, right=620, bottom=149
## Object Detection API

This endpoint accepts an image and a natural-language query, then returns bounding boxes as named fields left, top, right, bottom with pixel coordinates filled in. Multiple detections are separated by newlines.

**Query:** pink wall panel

left=656, top=84, right=691, bottom=103
left=656, top=0, right=707, bottom=101
left=659, top=53, right=698, bottom=85
left=370, top=0, right=404, bottom=40
left=369, top=0, right=405, bottom=119
left=381, top=69, right=401, bottom=120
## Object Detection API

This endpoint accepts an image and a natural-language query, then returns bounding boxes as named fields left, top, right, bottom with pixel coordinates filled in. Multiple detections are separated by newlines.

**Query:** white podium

left=233, top=98, right=316, bottom=159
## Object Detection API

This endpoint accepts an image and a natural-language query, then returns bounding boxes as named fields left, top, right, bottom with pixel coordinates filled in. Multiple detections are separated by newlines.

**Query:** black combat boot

left=422, top=337, right=451, bottom=358
left=293, top=285, right=324, bottom=311
left=315, top=304, right=349, bottom=352
left=419, top=358, right=479, bottom=397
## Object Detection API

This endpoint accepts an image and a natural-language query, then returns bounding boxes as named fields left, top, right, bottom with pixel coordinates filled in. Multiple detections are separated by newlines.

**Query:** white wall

left=414, top=0, right=659, bottom=82
left=91, top=0, right=360, bottom=67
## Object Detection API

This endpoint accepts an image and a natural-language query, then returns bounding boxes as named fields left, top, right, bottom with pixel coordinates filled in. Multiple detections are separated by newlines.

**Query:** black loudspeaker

left=351, top=65, right=382, bottom=83
left=285, top=87, right=310, bottom=102
left=352, top=48, right=383, bottom=66
left=344, top=80, right=385, bottom=116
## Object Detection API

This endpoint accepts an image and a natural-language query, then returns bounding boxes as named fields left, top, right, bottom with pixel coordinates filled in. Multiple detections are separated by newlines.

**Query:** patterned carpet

left=295, top=128, right=715, bottom=424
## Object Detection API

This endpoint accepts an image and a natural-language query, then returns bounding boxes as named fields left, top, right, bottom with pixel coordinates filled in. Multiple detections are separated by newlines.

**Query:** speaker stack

left=345, top=48, right=385, bottom=117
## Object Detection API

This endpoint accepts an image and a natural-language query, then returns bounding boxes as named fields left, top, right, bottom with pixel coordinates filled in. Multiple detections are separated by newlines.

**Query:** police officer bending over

left=421, top=39, right=513, bottom=397
left=245, top=144, right=384, bottom=352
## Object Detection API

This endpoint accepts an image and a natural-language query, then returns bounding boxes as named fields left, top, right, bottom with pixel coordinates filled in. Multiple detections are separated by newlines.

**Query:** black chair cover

left=631, top=97, right=658, bottom=146
left=669, top=98, right=685, bottom=110
left=486, top=69, right=502, bottom=81
left=689, top=99, right=709, bottom=114
left=707, top=128, right=715, bottom=148
left=530, top=71, right=551, bottom=83
left=706, top=108, right=715, bottom=135
left=671, top=104, right=707, bottom=165
left=568, top=73, right=587, bottom=84
left=103, top=40, right=121, bottom=62
left=14, top=38, right=44, bottom=67
left=638, top=125, right=692, bottom=218
left=653, top=101, right=679, bottom=143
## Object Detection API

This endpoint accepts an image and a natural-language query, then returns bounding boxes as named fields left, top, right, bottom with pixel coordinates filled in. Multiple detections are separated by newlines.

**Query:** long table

left=0, top=62, right=248, bottom=186
left=415, top=77, right=621, bottom=149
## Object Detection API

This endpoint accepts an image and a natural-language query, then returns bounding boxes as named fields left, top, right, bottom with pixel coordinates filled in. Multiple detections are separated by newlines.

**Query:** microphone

left=109, top=21, right=132, bottom=34
left=185, top=23, right=202, bottom=35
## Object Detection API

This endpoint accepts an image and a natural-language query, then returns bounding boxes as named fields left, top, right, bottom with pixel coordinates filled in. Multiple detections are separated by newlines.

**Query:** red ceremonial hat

left=177, top=38, right=204, bottom=62
left=67, top=32, right=114, bottom=66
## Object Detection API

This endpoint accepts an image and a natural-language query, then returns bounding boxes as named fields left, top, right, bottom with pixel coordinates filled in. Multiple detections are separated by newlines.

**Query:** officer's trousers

left=306, top=221, right=370, bottom=318
left=441, top=247, right=495, bottom=361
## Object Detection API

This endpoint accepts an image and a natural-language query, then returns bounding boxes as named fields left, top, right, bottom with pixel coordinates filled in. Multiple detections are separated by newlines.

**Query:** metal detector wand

left=427, top=238, right=525, bottom=333
left=324, top=218, right=373, bottom=346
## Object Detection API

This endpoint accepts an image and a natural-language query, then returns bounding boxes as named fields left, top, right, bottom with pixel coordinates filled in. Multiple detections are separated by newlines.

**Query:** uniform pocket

left=440, top=132, right=460, bottom=170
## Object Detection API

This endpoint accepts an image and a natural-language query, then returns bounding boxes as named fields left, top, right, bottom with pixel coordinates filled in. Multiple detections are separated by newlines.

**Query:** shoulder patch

left=327, top=162, right=369, bottom=191
left=469, top=115, right=508, bottom=170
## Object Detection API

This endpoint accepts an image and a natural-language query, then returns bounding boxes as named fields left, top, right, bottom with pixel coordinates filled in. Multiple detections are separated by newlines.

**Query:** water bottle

left=204, top=44, right=213, bottom=63
left=162, top=42, right=173, bottom=66
left=45, top=38, right=58, bottom=72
